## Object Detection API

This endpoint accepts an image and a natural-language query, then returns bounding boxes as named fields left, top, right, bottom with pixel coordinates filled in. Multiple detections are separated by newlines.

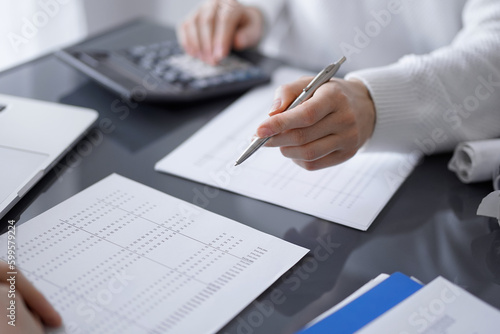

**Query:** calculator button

left=233, top=71, right=249, bottom=81
left=207, top=76, right=224, bottom=86
left=221, top=73, right=237, bottom=83
left=129, top=46, right=147, bottom=57
left=163, top=71, right=179, bottom=82
left=140, top=60, right=154, bottom=71
left=153, top=63, right=168, bottom=72
left=190, top=79, right=209, bottom=90
left=248, top=67, right=263, bottom=77
left=153, top=68, right=165, bottom=77
left=179, top=73, right=192, bottom=83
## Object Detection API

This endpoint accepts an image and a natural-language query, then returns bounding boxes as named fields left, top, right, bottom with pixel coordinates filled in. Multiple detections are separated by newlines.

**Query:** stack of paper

left=299, top=273, right=500, bottom=333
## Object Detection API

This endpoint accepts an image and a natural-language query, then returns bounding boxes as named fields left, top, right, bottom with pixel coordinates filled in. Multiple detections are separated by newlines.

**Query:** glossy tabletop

left=1, top=20, right=499, bottom=334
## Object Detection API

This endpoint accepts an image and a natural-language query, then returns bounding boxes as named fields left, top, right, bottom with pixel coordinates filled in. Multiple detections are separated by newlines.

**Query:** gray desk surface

left=1, top=20, right=499, bottom=334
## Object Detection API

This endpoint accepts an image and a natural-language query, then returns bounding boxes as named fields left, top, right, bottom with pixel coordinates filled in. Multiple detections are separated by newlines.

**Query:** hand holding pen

left=236, top=57, right=376, bottom=170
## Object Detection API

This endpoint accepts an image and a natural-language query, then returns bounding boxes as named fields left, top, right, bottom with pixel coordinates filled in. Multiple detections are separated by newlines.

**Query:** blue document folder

left=297, top=272, right=423, bottom=334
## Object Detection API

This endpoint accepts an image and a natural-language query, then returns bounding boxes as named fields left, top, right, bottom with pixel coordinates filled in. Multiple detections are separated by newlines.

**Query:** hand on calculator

left=177, top=0, right=264, bottom=64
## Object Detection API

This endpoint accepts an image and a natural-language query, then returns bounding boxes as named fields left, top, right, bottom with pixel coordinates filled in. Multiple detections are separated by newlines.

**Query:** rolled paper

left=448, top=139, right=500, bottom=184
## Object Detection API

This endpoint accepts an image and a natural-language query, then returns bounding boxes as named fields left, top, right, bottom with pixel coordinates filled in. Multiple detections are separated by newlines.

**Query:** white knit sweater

left=240, top=0, right=500, bottom=154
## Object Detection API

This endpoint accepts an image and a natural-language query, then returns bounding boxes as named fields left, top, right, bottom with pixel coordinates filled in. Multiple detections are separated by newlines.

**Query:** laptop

left=0, top=94, right=98, bottom=219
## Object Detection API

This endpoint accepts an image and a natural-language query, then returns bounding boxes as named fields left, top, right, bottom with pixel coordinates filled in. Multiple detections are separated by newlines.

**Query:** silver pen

left=235, top=56, right=347, bottom=166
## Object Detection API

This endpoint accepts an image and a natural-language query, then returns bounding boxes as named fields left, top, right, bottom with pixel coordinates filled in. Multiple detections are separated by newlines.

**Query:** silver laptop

left=0, top=94, right=98, bottom=219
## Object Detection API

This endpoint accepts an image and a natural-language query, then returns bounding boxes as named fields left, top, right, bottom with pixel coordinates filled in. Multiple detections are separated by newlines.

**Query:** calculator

left=56, top=40, right=271, bottom=103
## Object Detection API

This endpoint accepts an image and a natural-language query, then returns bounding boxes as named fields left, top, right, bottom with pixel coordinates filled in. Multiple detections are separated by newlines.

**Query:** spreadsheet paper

left=0, top=174, right=308, bottom=333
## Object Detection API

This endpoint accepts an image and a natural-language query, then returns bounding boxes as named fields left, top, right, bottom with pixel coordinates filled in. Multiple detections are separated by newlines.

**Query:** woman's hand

left=257, top=77, right=376, bottom=170
left=177, top=0, right=264, bottom=64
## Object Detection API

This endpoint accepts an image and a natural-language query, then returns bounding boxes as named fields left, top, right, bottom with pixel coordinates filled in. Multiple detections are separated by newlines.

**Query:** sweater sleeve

left=346, top=0, right=500, bottom=154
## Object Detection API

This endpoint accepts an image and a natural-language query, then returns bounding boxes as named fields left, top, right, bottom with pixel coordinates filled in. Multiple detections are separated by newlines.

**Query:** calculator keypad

left=121, top=41, right=265, bottom=90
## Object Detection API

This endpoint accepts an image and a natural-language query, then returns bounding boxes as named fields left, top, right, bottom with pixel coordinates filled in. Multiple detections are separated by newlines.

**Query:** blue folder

left=297, top=272, right=423, bottom=334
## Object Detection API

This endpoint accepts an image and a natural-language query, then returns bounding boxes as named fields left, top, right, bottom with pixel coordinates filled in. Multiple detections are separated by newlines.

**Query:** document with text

left=0, top=174, right=308, bottom=334
left=155, top=67, right=418, bottom=230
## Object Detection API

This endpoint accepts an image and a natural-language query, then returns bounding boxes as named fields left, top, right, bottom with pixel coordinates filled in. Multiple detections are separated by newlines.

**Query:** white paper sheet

left=0, top=174, right=308, bottom=334
left=155, top=67, right=418, bottom=231
left=357, top=276, right=500, bottom=333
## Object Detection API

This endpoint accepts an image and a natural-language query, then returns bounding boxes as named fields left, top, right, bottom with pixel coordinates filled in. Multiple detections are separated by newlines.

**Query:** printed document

left=358, top=276, right=500, bottom=333
left=0, top=174, right=308, bottom=333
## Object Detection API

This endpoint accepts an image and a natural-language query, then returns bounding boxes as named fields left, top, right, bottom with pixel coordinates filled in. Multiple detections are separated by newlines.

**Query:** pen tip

left=234, top=162, right=240, bottom=167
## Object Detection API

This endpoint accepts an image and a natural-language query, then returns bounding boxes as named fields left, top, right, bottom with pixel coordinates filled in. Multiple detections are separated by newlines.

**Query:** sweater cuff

left=346, top=62, right=425, bottom=153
